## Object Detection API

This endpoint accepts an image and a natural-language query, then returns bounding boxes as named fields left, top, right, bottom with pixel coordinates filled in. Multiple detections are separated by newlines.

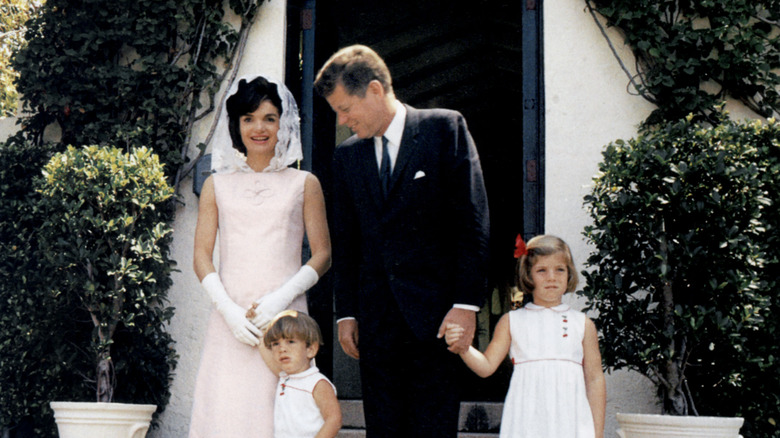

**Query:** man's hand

left=338, top=319, right=360, bottom=359
left=437, top=308, right=476, bottom=354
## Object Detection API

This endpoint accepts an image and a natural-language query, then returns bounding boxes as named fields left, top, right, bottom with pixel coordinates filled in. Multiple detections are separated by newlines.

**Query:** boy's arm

left=583, top=317, right=606, bottom=438
left=313, top=380, right=342, bottom=438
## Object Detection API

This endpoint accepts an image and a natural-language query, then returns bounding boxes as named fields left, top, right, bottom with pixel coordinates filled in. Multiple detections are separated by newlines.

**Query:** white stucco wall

left=0, top=118, right=16, bottom=139
left=544, top=1, right=660, bottom=436
left=149, top=1, right=288, bottom=436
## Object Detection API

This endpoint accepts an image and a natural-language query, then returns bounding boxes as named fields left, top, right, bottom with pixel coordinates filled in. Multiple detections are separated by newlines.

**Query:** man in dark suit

left=314, top=44, right=490, bottom=438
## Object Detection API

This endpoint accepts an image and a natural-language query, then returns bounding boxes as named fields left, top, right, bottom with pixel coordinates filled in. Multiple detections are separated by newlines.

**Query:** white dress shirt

left=373, top=100, right=406, bottom=172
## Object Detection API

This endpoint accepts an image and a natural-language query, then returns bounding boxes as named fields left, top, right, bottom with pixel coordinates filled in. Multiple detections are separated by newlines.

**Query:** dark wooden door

left=286, top=0, right=543, bottom=401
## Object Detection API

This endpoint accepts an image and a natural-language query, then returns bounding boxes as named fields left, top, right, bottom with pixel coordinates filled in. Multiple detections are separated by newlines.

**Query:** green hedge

left=0, top=135, right=67, bottom=436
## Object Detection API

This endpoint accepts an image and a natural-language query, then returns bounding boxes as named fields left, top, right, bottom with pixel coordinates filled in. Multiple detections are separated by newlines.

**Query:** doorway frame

left=283, top=0, right=545, bottom=389
left=287, top=0, right=545, bottom=238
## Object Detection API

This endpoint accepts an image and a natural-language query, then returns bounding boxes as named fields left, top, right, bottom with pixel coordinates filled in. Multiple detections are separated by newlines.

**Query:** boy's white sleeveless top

left=500, top=303, right=595, bottom=438
left=274, top=366, right=336, bottom=438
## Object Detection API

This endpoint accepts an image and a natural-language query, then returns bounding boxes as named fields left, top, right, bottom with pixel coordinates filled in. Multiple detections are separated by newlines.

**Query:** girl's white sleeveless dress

left=500, top=303, right=595, bottom=438
left=189, top=168, right=309, bottom=438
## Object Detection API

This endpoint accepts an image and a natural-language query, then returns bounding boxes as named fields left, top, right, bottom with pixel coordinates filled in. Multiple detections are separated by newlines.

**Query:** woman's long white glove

left=202, top=272, right=262, bottom=346
left=247, top=265, right=318, bottom=329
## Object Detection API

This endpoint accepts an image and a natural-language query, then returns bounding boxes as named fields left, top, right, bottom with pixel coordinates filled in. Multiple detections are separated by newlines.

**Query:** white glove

left=202, top=272, right=261, bottom=346
left=247, top=265, right=319, bottom=329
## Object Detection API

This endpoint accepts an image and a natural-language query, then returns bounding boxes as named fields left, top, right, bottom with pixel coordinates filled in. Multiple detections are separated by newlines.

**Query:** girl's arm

left=583, top=317, right=606, bottom=438
left=313, top=380, right=342, bottom=438
left=303, top=173, right=332, bottom=277
left=193, top=176, right=218, bottom=281
left=459, top=313, right=512, bottom=378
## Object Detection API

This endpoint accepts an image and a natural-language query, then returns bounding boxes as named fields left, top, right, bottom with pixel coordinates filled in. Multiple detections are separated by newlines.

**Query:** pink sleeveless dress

left=189, top=168, right=309, bottom=438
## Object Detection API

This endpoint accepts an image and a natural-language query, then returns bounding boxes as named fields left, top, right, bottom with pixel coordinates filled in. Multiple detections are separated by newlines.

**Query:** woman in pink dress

left=189, top=75, right=331, bottom=438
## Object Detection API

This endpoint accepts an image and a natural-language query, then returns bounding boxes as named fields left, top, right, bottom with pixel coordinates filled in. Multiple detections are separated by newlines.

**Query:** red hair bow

left=514, top=234, right=527, bottom=258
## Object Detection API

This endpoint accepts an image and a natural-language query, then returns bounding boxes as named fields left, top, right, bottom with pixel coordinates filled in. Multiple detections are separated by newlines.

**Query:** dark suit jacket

left=331, top=104, right=490, bottom=340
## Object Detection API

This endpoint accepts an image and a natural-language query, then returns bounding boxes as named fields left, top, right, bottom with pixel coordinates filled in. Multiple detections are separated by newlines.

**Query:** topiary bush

left=30, top=145, right=177, bottom=435
left=580, top=113, right=780, bottom=437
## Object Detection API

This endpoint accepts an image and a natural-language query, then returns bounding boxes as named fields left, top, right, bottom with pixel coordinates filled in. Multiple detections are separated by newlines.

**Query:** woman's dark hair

left=225, top=77, right=283, bottom=154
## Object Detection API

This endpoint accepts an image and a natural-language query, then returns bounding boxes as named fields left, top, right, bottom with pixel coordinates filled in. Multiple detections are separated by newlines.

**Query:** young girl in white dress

left=445, top=235, right=606, bottom=438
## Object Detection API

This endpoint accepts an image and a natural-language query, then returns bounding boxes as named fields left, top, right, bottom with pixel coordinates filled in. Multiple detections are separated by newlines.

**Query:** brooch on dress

left=243, top=179, right=273, bottom=205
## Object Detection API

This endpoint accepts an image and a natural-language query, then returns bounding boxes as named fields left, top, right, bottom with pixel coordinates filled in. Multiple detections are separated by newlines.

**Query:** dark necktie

left=380, top=136, right=391, bottom=198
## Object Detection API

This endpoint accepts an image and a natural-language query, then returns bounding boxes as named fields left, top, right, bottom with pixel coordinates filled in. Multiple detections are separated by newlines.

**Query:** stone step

left=337, top=400, right=503, bottom=437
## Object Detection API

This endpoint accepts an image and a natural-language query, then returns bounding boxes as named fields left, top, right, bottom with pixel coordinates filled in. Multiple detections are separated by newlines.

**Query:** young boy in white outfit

left=258, top=309, right=342, bottom=438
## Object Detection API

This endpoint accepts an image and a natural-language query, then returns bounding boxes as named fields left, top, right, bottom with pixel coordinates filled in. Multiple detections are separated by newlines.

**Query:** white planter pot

left=50, top=401, right=156, bottom=438
left=616, top=413, right=744, bottom=438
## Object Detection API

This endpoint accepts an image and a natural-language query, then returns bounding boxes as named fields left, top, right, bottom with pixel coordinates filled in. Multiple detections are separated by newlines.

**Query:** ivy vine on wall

left=12, top=0, right=266, bottom=193
left=585, top=0, right=780, bottom=126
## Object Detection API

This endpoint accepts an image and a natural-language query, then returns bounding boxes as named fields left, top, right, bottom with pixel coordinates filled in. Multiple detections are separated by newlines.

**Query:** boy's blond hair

left=263, top=310, right=323, bottom=349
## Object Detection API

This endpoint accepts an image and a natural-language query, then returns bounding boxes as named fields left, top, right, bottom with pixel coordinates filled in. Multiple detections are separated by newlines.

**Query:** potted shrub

left=580, top=114, right=780, bottom=437
left=36, top=145, right=177, bottom=437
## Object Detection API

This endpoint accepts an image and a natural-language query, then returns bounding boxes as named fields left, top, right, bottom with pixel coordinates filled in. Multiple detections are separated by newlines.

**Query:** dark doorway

left=286, top=0, right=543, bottom=402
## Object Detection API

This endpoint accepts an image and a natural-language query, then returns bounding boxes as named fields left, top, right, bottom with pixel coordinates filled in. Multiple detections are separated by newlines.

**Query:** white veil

left=210, top=75, right=303, bottom=173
